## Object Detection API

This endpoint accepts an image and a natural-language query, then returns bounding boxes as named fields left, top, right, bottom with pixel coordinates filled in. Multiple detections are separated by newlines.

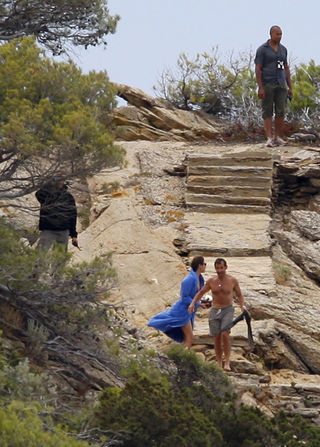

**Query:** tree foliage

left=0, top=401, right=90, bottom=447
left=0, top=218, right=126, bottom=445
left=0, top=38, right=125, bottom=199
left=154, top=49, right=253, bottom=115
left=0, top=0, right=119, bottom=55
left=0, top=218, right=117, bottom=308
left=290, top=60, right=320, bottom=121
left=0, top=217, right=39, bottom=289
left=94, top=368, right=223, bottom=447
left=0, top=329, right=91, bottom=445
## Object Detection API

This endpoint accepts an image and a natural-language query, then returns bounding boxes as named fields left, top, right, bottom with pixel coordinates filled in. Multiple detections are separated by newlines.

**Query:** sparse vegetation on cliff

left=92, top=347, right=320, bottom=447
left=155, top=48, right=320, bottom=131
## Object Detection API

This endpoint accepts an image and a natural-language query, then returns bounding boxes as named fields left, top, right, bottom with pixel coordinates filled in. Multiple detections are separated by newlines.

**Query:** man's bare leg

left=263, top=117, right=273, bottom=139
left=214, top=334, right=223, bottom=368
left=222, top=331, right=231, bottom=371
left=275, top=116, right=285, bottom=138
left=181, top=321, right=193, bottom=349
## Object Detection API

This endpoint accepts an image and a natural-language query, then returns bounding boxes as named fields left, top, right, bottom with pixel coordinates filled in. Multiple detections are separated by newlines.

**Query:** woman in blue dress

left=148, top=256, right=207, bottom=348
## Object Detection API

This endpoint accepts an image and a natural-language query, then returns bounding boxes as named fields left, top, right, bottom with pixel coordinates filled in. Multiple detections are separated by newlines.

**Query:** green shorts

left=262, top=83, right=288, bottom=119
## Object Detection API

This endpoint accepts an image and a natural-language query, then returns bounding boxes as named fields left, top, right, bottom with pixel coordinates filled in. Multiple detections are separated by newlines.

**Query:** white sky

left=70, top=0, right=320, bottom=95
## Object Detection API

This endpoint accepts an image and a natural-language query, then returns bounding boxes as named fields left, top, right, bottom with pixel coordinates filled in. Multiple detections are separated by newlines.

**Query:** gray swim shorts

left=209, top=306, right=235, bottom=336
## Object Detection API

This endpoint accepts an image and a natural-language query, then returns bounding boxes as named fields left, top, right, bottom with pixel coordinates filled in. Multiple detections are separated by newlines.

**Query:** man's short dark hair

left=191, top=256, right=205, bottom=271
left=214, top=257, right=227, bottom=267
left=270, top=25, right=281, bottom=36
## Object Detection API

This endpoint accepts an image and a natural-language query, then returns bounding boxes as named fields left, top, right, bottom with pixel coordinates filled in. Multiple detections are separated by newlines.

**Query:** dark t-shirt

left=255, top=41, right=288, bottom=85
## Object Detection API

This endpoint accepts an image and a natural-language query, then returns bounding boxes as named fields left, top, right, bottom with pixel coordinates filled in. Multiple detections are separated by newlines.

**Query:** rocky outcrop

left=273, top=150, right=320, bottom=208
left=7, top=136, right=320, bottom=420
left=73, top=141, right=189, bottom=325
left=274, top=210, right=320, bottom=282
left=112, top=83, right=226, bottom=142
left=271, top=150, right=320, bottom=283
left=80, top=140, right=320, bottom=421
left=191, top=319, right=320, bottom=421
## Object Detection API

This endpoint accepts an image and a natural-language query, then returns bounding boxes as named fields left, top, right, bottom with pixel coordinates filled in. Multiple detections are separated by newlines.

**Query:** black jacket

left=36, top=184, right=77, bottom=238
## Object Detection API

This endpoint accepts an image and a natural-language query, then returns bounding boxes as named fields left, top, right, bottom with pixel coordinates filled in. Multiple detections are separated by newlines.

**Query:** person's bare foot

left=223, top=363, right=232, bottom=372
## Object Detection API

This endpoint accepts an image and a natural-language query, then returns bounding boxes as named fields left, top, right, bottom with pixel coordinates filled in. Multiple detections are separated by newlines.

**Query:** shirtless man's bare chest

left=209, top=275, right=235, bottom=308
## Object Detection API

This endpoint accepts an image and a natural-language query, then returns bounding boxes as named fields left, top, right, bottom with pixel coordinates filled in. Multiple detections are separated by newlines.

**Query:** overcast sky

left=71, top=0, right=320, bottom=95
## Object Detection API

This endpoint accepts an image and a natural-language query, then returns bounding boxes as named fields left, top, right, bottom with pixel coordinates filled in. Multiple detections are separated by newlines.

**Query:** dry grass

left=273, top=262, right=292, bottom=285
left=165, top=209, right=185, bottom=222
left=111, top=190, right=127, bottom=198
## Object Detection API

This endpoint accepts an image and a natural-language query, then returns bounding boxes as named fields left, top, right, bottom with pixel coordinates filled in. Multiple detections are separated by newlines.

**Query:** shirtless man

left=188, top=258, right=245, bottom=371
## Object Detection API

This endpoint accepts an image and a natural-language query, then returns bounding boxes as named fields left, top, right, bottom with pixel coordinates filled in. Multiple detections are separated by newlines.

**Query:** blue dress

left=147, top=270, right=205, bottom=342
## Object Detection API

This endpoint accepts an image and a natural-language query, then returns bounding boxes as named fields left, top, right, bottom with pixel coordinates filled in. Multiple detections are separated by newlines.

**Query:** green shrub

left=167, top=344, right=233, bottom=399
left=92, top=345, right=320, bottom=446
left=274, top=412, right=320, bottom=447
left=0, top=401, right=89, bottom=447
left=0, top=218, right=39, bottom=290
left=94, top=371, right=223, bottom=447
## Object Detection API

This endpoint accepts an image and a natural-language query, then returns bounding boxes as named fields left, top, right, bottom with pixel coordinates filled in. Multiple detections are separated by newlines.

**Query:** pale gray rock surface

left=6, top=132, right=320, bottom=419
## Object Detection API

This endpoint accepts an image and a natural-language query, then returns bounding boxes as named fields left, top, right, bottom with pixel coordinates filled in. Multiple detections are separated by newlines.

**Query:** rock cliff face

left=71, top=86, right=320, bottom=420
left=72, top=133, right=320, bottom=421
left=4, top=84, right=320, bottom=420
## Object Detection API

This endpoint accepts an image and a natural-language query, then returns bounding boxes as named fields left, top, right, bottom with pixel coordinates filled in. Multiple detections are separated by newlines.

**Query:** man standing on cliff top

left=255, top=25, right=292, bottom=147
left=188, top=258, right=246, bottom=371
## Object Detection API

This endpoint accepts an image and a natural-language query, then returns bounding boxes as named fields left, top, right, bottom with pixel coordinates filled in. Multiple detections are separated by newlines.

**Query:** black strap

left=224, top=309, right=254, bottom=346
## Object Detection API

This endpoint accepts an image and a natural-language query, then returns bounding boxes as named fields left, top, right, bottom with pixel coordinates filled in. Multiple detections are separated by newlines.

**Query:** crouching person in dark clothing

left=36, top=178, right=78, bottom=252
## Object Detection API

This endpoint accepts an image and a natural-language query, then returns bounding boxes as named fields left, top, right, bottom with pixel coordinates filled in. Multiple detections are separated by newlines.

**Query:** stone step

left=185, top=193, right=270, bottom=206
left=186, top=185, right=271, bottom=198
left=187, top=203, right=271, bottom=214
left=228, top=374, right=266, bottom=393
left=187, top=153, right=273, bottom=168
left=188, top=175, right=272, bottom=188
left=278, top=396, right=304, bottom=404
left=187, top=246, right=271, bottom=257
left=188, top=165, right=272, bottom=177
left=283, top=408, right=319, bottom=418
left=303, top=399, right=320, bottom=406
left=184, top=215, right=271, bottom=262
left=294, top=384, right=320, bottom=393
left=192, top=334, right=251, bottom=349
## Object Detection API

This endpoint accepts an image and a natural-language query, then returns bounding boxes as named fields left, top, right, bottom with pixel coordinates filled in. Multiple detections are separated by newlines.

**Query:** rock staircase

left=185, top=151, right=273, bottom=214
left=182, top=147, right=275, bottom=306
left=182, top=145, right=320, bottom=423
left=182, top=148, right=274, bottom=280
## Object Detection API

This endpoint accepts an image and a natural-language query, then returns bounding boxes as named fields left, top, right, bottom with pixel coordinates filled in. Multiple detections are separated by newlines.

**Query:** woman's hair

left=191, top=256, right=205, bottom=271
